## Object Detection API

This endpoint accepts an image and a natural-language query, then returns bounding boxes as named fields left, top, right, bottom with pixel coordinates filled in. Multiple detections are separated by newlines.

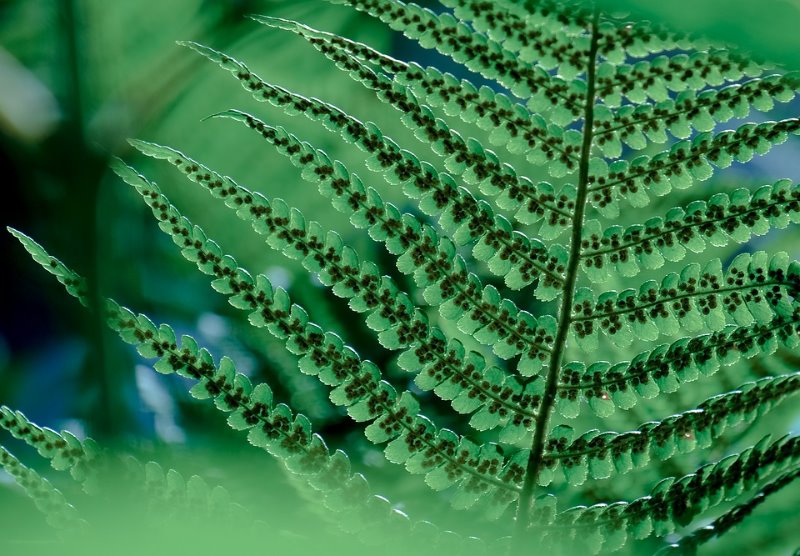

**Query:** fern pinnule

left=535, top=433, right=800, bottom=549
left=595, top=50, right=770, bottom=106
left=109, top=160, right=527, bottom=516
left=254, top=15, right=581, bottom=178
left=588, top=119, right=800, bottom=218
left=179, top=40, right=569, bottom=299
left=655, top=466, right=800, bottom=555
left=438, top=0, right=592, bottom=54
left=0, top=406, right=102, bottom=489
left=544, top=372, right=800, bottom=486
left=580, top=180, right=800, bottom=282
left=252, top=17, right=579, bottom=239
left=594, top=74, right=800, bottom=151
left=127, top=138, right=545, bottom=438
left=572, top=251, right=800, bottom=348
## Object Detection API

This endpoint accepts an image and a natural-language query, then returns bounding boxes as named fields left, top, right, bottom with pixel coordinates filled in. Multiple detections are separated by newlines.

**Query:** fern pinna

left=5, top=0, right=800, bottom=554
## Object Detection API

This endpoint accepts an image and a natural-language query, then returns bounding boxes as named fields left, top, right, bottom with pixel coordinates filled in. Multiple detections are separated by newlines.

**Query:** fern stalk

left=515, top=8, right=600, bottom=541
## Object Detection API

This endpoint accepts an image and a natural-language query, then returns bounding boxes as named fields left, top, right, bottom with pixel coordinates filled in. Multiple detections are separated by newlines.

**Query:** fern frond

left=571, top=252, right=800, bottom=348
left=581, top=180, right=800, bottom=282
left=596, top=50, right=768, bottom=107
left=195, top=113, right=557, bottom=367
left=656, top=465, right=800, bottom=555
left=0, top=444, right=85, bottom=531
left=254, top=16, right=579, bottom=177
left=7, top=228, right=89, bottom=306
left=556, top=314, right=800, bottom=417
left=543, top=372, right=800, bottom=486
left=109, top=163, right=525, bottom=514
left=438, top=0, right=592, bottom=57
left=9, top=230, right=484, bottom=539
left=128, top=140, right=547, bottom=438
left=183, top=112, right=559, bottom=358
left=11, top=0, right=800, bottom=548
left=596, top=18, right=710, bottom=61
left=253, top=17, right=578, bottom=238
left=593, top=74, right=800, bottom=159
left=589, top=118, right=800, bottom=217
left=330, top=0, right=585, bottom=120
left=532, top=434, right=800, bottom=552
left=181, top=41, right=568, bottom=298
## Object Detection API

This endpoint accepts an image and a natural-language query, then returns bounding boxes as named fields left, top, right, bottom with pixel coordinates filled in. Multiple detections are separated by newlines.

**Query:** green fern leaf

left=593, top=74, right=800, bottom=157
left=330, top=0, right=585, bottom=120
left=255, top=17, right=578, bottom=238
left=253, top=16, right=579, bottom=238
left=126, top=141, right=545, bottom=438
left=129, top=136, right=557, bottom=369
left=581, top=180, right=800, bottom=281
left=657, top=466, right=800, bottom=555
left=543, top=372, right=800, bottom=486
left=533, top=434, right=800, bottom=552
left=0, top=406, right=102, bottom=490
left=438, top=0, right=592, bottom=59
left=589, top=119, right=800, bottom=217
left=7, top=228, right=89, bottom=306
left=557, top=314, right=800, bottom=417
left=107, top=163, right=525, bottom=513
left=180, top=41, right=568, bottom=298
left=571, top=251, right=800, bottom=347
left=11, top=0, right=800, bottom=550
left=254, top=16, right=580, bottom=178
left=596, top=49, right=769, bottom=107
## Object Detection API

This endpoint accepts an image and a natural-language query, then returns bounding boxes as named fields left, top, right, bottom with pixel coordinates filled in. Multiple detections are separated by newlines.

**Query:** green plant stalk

left=514, top=10, right=601, bottom=542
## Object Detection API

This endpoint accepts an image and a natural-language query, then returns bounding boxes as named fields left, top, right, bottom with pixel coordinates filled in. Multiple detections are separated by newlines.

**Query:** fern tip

left=109, top=157, right=147, bottom=186
left=200, top=110, right=232, bottom=123
left=247, top=14, right=291, bottom=26
left=7, top=227, right=35, bottom=248
left=176, top=40, right=211, bottom=56
left=127, top=138, right=152, bottom=150
left=204, top=109, right=249, bottom=123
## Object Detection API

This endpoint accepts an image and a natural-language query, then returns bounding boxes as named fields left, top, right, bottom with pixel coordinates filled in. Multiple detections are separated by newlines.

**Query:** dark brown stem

left=512, top=9, right=601, bottom=546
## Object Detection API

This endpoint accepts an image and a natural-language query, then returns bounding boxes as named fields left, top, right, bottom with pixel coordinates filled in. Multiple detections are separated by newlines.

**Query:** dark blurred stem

left=60, top=0, right=118, bottom=438
left=513, top=11, right=600, bottom=546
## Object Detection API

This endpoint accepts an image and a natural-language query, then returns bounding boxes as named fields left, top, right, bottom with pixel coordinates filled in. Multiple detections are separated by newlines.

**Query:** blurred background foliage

left=1, top=0, right=800, bottom=551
